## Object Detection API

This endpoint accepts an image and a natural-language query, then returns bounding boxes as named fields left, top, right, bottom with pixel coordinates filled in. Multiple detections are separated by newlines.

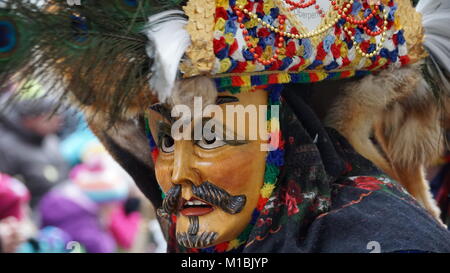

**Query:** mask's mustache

left=192, top=181, right=246, bottom=214
left=157, top=182, right=246, bottom=217
left=157, top=184, right=181, bottom=218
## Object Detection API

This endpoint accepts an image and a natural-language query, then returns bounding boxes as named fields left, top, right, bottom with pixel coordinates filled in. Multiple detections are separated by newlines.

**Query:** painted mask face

left=146, top=89, right=269, bottom=248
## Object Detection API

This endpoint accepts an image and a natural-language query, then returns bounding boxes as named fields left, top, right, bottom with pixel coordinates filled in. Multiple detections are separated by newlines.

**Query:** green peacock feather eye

left=0, top=11, right=33, bottom=73
left=63, top=13, right=94, bottom=50
left=0, top=19, right=18, bottom=57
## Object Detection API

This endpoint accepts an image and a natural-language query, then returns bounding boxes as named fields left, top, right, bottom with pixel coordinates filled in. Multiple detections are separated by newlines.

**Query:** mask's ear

left=85, top=112, right=162, bottom=209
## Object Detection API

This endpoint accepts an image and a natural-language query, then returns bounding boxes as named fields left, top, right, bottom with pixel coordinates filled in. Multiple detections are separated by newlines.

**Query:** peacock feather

left=0, top=13, right=22, bottom=62
left=0, top=0, right=186, bottom=122
left=0, top=9, right=33, bottom=72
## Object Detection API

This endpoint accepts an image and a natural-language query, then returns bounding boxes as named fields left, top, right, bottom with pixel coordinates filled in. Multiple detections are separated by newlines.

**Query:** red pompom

left=229, top=39, right=239, bottom=56
left=214, top=242, right=229, bottom=252
left=359, top=40, right=370, bottom=53
left=288, top=57, right=305, bottom=71
left=269, top=59, right=282, bottom=71
left=286, top=41, right=296, bottom=58
left=393, top=33, right=400, bottom=47
left=342, top=56, right=351, bottom=67
left=213, top=36, right=226, bottom=54
left=151, top=149, right=159, bottom=162
left=331, top=43, right=341, bottom=59
left=399, top=55, right=410, bottom=66
left=257, top=27, right=271, bottom=37
left=215, top=7, right=228, bottom=21
left=290, top=27, right=299, bottom=35
left=315, top=42, right=327, bottom=60
left=232, top=61, right=248, bottom=73
left=257, top=197, right=269, bottom=211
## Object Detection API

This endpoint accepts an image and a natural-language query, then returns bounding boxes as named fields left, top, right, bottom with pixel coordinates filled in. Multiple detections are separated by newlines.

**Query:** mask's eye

left=196, top=137, right=226, bottom=150
left=161, top=135, right=175, bottom=153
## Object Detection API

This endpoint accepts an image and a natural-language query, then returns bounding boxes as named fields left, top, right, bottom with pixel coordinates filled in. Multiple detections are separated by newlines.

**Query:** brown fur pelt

left=374, top=79, right=443, bottom=221
left=325, top=63, right=444, bottom=223
left=169, top=76, right=218, bottom=109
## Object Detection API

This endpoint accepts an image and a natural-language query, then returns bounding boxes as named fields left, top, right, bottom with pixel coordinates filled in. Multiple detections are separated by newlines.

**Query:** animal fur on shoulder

left=325, top=63, right=443, bottom=222
left=374, top=76, right=443, bottom=221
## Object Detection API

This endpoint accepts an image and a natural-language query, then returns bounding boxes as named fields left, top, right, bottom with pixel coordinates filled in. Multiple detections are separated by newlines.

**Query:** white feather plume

left=144, top=10, right=191, bottom=102
left=417, top=0, right=450, bottom=89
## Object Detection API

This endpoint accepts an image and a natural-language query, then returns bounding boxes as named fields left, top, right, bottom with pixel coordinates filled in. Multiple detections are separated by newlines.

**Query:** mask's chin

left=173, top=183, right=252, bottom=249
left=175, top=197, right=220, bottom=249
left=175, top=214, right=219, bottom=249
left=175, top=202, right=253, bottom=249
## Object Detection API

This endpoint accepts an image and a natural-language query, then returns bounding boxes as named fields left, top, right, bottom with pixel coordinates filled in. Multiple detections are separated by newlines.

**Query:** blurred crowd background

left=0, top=78, right=449, bottom=253
left=0, top=80, right=166, bottom=253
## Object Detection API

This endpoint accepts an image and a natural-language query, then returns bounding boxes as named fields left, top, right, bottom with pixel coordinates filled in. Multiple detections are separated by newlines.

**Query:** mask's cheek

left=154, top=155, right=174, bottom=193
left=194, top=142, right=266, bottom=197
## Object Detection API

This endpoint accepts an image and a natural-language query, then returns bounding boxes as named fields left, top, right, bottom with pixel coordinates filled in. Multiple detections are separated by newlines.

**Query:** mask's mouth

left=179, top=197, right=214, bottom=217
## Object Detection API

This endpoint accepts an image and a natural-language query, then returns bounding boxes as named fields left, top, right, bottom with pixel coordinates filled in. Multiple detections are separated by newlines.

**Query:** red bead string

left=285, top=0, right=316, bottom=9
left=236, top=7, right=286, bottom=66
left=333, top=1, right=385, bottom=37
left=235, top=0, right=390, bottom=60
left=285, top=0, right=326, bottom=18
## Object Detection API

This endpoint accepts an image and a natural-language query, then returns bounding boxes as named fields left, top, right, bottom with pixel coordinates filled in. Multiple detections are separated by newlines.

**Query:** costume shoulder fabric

left=314, top=175, right=450, bottom=253
left=244, top=129, right=450, bottom=253
left=241, top=90, right=450, bottom=253
left=320, top=131, right=450, bottom=253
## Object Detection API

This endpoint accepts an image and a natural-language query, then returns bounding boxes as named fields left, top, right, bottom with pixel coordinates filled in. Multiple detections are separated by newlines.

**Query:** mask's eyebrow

left=201, top=118, right=248, bottom=146
left=149, top=103, right=174, bottom=123
left=216, top=96, right=239, bottom=105
left=157, top=121, right=172, bottom=134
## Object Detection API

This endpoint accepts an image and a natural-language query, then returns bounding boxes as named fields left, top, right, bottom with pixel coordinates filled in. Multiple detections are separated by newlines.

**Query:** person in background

left=59, top=113, right=98, bottom=167
left=0, top=173, right=35, bottom=253
left=0, top=97, right=69, bottom=208
left=60, top=116, right=156, bottom=253
left=38, top=149, right=142, bottom=253
left=16, top=225, right=80, bottom=253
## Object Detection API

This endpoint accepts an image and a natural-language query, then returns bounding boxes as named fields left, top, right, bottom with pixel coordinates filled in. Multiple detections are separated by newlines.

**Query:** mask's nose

left=171, top=140, right=201, bottom=187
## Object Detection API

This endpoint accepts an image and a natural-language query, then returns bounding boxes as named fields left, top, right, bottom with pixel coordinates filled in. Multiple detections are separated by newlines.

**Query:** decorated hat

left=0, top=0, right=446, bottom=116
left=178, top=0, right=424, bottom=90
left=139, top=0, right=433, bottom=101
left=1, top=0, right=450, bottom=253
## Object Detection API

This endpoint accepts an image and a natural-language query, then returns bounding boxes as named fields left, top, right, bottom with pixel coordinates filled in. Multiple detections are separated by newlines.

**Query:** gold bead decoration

left=352, top=9, right=389, bottom=58
left=237, top=0, right=390, bottom=60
